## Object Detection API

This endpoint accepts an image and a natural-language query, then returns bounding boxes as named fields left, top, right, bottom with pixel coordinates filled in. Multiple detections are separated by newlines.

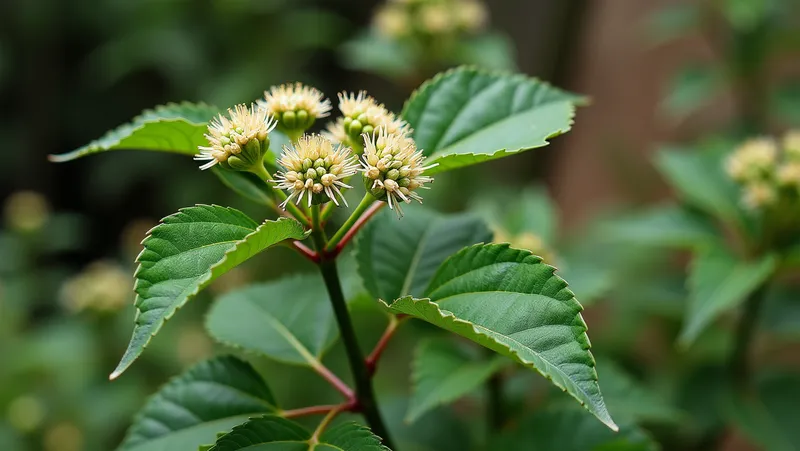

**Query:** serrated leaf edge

left=118, top=355, right=276, bottom=451
left=49, top=101, right=218, bottom=162
left=110, top=207, right=307, bottom=379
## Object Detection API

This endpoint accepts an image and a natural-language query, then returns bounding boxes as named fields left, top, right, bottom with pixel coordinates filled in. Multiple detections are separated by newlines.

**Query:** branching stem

left=326, top=194, right=377, bottom=252
left=366, top=315, right=403, bottom=375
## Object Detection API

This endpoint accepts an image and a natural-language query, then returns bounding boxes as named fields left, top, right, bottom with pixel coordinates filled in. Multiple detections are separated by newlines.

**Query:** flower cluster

left=194, top=104, right=276, bottom=173
left=725, top=131, right=800, bottom=210
left=374, top=0, right=488, bottom=40
left=260, top=83, right=331, bottom=136
left=361, top=129, right=436, bottom=217
left=272, top=135, right=359, bottom=208
left=325, top=91, right=409, bottom=151
left=197, top=83, right=436, bottom=217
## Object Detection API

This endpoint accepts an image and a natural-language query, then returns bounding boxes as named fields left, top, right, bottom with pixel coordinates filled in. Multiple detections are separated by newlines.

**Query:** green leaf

left=454, top=33, right=518, bottom=72
left=208, top=416, right=309, bottom=451
left=319, top=422, right=391, bottom=451
left=208, top=416, right=389, bottom=451
left=771, top=82, right=800, bottom=124
left=492, top=408, right=657, bottom=451
left=473, top=187, right=557, bottom=243
left=655, top=146, right=743, bottom=227
left=601, top=204, right=717, bottom=249
left=386, top=243, right=617, bottom=430
left=678, top=244, right=777, bottom=346
left=728, top=373, right=800, bottom=451
left=594, top=359, right=683, bottom=424
left=401, top=67, right=583, bottom=174
left=212, top=168, right=274, bottom=206
left=205, top=274, right=338, bottom=366
left=119, top=356, right=277, bottom=451
left=660, top=66, right=720, bottom=120
left=355, top=206, right=492, bottom=302
left=50, top=102, right=218, bottom=162
left=761, top=285, right=800, bottom=339
left=407, top=338, right=506, bottom=423
left=111, top=207, right=307, bottom=379
left=341, top=32, right=415, bottom=79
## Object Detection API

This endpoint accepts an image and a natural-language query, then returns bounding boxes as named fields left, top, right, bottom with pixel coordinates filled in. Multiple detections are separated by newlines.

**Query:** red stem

left=313, top=361, right=355, bottom=400
left=282, top=404, right=340, bottom=418
left=291, top=240, right=319, bottom=262
left=331, top=202, right=385, bottom=257
left=365, top=316, right=403, bottom=375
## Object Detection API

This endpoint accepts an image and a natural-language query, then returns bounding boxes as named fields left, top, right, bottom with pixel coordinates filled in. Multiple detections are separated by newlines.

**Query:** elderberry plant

left=52, top=67, right=619, bottom=450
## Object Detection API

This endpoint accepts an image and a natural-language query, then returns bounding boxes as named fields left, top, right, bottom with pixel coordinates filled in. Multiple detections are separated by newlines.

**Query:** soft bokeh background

left=1, top=1, right=799, bottom=450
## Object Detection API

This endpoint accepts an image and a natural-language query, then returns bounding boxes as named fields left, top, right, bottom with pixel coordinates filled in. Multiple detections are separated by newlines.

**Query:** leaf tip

left=47, top=153, right=71, bottom=163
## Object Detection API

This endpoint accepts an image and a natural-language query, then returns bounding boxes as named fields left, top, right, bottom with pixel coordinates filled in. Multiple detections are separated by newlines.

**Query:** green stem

left=326, top=194, right=374, bottom=251
left=729, top=283, right=769, bottom=390
left=252, top=164, right=309, bottom=226
left=316, top=257, right=395, bottom=449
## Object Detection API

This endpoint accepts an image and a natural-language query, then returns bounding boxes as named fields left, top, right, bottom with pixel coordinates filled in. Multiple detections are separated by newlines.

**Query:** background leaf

left=212, top=168, right=275, bottom=206
left=679, top=244, right=777, bottom=346
left=491, top=408, right=657, bottom=451
left=387, top=244, right=617, bottom=430
left=356, top=206, right=491, bottom=302
left=655, top=146, right=743, bottom=228
left=119, top=356, right=277, bottom=451
left=728, top=373, right=800, bottom=451
left=49, top=102, right=219, bottom=162
left=660, top=66, right=721, bottom=120
left=401, top=66, right=583, bottom=174
left=205, top=274, right=338, bottom=366
left=406, top=338, right=506, bottom=423
left=111, top=207, right=307, bottom=378
left=600, top=204, right=717, bottom=249
left=594, top=359, right=683, bottom=425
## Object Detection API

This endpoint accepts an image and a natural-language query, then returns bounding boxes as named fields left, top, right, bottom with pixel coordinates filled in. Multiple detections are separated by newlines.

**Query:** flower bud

left=261, top=83, right=331, bottom=137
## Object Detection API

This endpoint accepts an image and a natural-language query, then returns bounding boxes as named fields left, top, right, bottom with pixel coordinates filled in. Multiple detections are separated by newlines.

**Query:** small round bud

left=316, top=167, right=327, bottom=177
left=282, top=111, right=297, bottom=129
left=306, top=168, right=318, bottom=180
left=348, top=120, right=363, bottom=137
left=386, top=169, right=400, bottom=180
left=261, top=83, right=331, bottom=135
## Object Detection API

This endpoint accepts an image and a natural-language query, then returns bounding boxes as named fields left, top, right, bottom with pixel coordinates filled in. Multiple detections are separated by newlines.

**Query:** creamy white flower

left=420, top=3, right=454, bottom=34
left=725, top=137, right=777, bottom=182
left=324, top=117, right=349, bottom=145
left=783, top=130, right=800, bottom=160
left=334, top=91, right=412, bottom=147
left=360, top=129, right=436, bottom=217
left=457, top=0, right=488, bottom=31
left=375, top=5, right=409, bottom=38
left=777, top=162, right=800, bottom=188
left=194, top=104, right=276, bottom=170
left=261, top=83, right=331, bottom=132
left=272, top=135, right=359, bottom=208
